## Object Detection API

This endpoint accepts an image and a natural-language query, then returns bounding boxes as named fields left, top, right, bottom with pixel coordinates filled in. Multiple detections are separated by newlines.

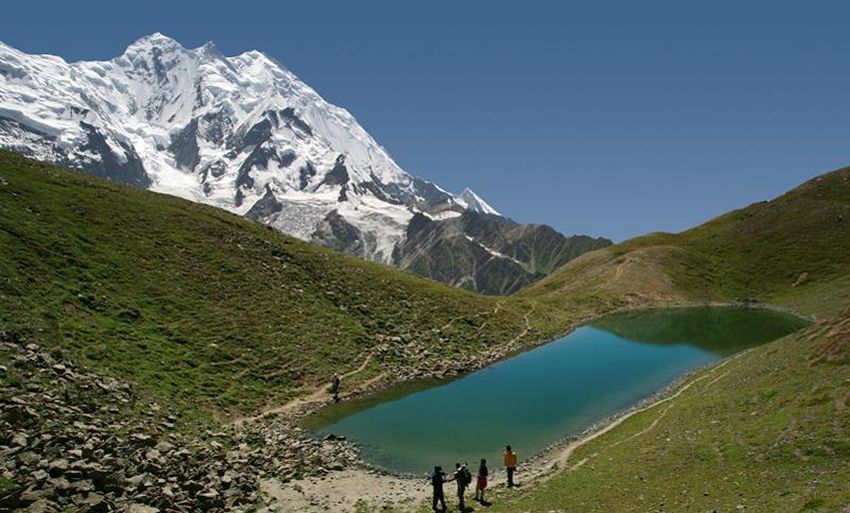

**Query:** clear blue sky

left=3, top=1, right=850, bottom=241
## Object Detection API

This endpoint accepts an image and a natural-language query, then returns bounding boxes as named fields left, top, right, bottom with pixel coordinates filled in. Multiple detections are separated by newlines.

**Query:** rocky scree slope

left=0, top=336, right=364, bottom=513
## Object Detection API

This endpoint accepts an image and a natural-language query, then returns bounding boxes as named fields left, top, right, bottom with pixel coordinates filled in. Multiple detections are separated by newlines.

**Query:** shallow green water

left=314, top=307, right=806, bottom=475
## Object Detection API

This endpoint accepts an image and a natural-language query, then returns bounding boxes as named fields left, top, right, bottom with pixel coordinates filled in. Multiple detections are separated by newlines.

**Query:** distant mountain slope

left=0, top=34, right=605, bottom=293
left=523, top=165, right=850, bottom=317
left=394, top=211, right=611, bottom=294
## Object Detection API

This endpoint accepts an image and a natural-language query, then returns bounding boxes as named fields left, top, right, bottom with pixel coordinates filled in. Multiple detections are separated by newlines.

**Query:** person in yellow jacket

left=503, top=445, right=518, bottom=487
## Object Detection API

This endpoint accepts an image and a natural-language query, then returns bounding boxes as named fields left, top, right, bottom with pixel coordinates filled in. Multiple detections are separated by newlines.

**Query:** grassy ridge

left=0, top=150, right=543, bottom=421
left=522, top=165, right=850, bottom=317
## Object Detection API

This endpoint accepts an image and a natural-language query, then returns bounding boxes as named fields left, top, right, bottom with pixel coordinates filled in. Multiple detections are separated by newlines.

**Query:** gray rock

left=70, top=479, right=94, bottom=492
left=24, top=499, right=59, bottom=513
left=47, top=459, right=68, bottom=476
left=125, top=474, right=149, bottom=487
left=48, top=477, right=71, bottom=491
left=18, top=451, right=39, bottom=466
left=11, top=432, right=28, bottom=447
left=153, top=441, right=174, bottom=453
left=20, top=487, right=46, bottom=504
left=64, top=469, right=84, bottom=480
left=126, top=504, right=159, bottom=513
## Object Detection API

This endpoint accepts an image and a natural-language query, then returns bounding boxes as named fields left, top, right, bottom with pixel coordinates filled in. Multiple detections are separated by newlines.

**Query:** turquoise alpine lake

left=311, top=307, right=807, bottom=475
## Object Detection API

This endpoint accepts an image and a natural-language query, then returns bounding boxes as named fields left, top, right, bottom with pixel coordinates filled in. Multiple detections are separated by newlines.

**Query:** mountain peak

left=137, top=32, right=179, bottom=45
left=124, top=32, right=183, bottom=54
left=200, top=40, right=218, bottom=52
left=197, top=40, right=225, bottom=61
left=455, top=188, right=500, bottom=216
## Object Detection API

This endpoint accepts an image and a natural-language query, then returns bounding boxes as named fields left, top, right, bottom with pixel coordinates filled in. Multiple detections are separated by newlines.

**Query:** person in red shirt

left=474, top=458, right=488, bottom=503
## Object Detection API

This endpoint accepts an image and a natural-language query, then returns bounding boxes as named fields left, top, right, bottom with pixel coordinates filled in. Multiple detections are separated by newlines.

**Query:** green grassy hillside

left=523, top=165, right=850, bottom=317
left=0, top=150, right=546, bottom=423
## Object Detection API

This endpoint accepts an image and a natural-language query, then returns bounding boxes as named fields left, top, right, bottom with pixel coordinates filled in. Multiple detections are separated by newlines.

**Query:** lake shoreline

left=256, top=343, right=765, bottom=513
left=523, top=346, right=753, bottom=480
left=298, top=300, right=808, bottom=434
left=242, top=300, right=807, bottom=429
left=310, top=338, right=754, bottom=480
left=251, top=302, right=807, bottom=512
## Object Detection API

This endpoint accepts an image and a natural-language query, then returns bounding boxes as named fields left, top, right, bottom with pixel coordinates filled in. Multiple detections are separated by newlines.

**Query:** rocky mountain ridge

left=0, top=34, right=608, bottom=292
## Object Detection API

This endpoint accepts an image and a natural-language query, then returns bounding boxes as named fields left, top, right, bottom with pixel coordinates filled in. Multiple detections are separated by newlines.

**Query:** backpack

left=462, top=467, right=472, bottom=486
left=453, top=469, right=466, bottom=487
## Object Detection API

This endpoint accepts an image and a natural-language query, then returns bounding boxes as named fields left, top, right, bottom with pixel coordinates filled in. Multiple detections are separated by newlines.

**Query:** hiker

left=330, top=373, right=341, bottom=402
left=431, top=465, right=448, bottom=512
left=503, top=445, right=518, bottom=487
left=474, top=458, right=488, bottom=503
left=453, top=462, right=472, bottom=510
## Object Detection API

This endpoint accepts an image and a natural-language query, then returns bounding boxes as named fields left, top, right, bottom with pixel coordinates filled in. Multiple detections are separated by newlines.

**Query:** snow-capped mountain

left=0, top=34, right=609, bottom=293
left=453, top=188, right=499, bottom=216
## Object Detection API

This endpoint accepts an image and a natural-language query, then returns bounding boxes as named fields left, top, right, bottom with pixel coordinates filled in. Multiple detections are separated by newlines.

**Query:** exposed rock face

left=168, top=119, right=200, bottom=172
left=245, top=185, right=284, bottom=220
left=312, top=210, right=373, bottom=258
left=393, top=212, right=613, bottom=295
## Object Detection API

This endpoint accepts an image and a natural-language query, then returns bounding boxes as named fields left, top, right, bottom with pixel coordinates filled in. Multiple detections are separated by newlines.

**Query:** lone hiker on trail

left=474, top=458, right=488, bottom=504
left=431, top=466, right=448, bottom=512
left=503, top=445, right=518, bottom=487
left=330, top=373, right=341, bottom=402
left=453, top=462, right=472, bottom=511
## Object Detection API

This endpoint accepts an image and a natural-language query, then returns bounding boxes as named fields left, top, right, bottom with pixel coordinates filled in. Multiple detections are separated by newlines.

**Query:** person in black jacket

left=431, top=466, right=447, bottom=512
